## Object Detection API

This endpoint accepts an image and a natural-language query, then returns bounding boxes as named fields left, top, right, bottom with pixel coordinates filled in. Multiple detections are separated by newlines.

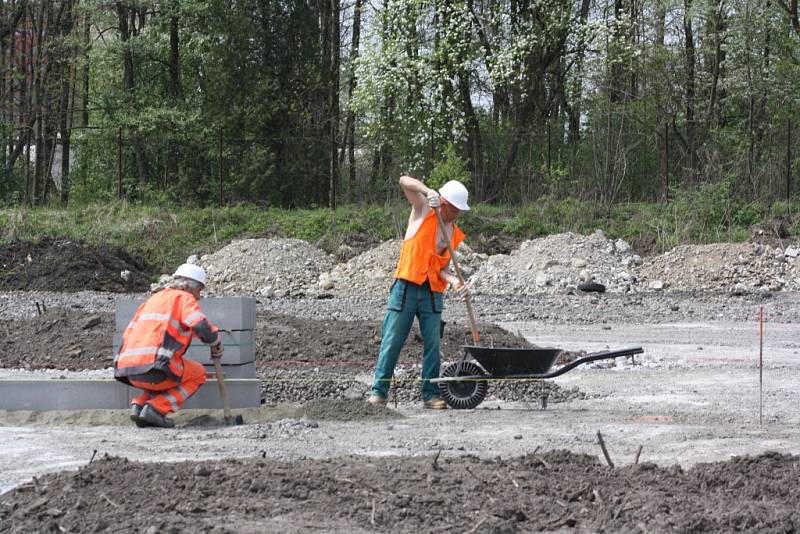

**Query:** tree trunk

left=341, top=0, right=362, bottom=191
left=328, top=0, right=340, bottom=209
left=166, top=2, right=181, bottom=185
left=59, top=0, right=75, bottom=204
left=81, top=9, right=89, bottom=127
left=683, top=0, right=697, bottom=184
left=703, top=1, right=726, bottom=134
left=776, top=0, right=799, bottom=35
left=458, top=71, right=484, bottom=199
left=117, top=2, right=151, bottom=185
left=567, top=0, right=591, bottom=146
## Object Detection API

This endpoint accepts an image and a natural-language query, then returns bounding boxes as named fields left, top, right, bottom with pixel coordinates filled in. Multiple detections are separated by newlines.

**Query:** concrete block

left=202, top=362, right=256, bottom=379
left=181, top=379, right=261, bottom=410
left=113, top=330, right=255, bottom=364
left=0, top=378, right=262, bottom=411
left=0, top=379, right=130, bottom=411
left=115, top=297, right=256, bottom=331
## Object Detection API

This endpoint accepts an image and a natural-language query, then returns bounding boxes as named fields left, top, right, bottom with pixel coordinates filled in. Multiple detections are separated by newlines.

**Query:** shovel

left=212, top=350, right=245, bottom=425
left=434, top=206, right=480, bottom=344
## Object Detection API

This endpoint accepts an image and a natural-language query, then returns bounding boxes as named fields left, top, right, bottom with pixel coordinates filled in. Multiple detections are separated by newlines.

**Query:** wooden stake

left=634, top=445, right=643, bottom=465
left=596, top=430, right=615, bottom=468
left=433, top=207, right=480, bottom=344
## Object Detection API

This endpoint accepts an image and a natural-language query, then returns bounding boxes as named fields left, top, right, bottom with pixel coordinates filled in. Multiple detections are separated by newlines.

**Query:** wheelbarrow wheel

left=438, top=361, right=488, bottom=410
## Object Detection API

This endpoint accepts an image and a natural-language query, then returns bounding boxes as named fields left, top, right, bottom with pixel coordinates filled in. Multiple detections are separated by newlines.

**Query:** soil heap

left=0, top=238, right=152, bottom=293
left=2, top=451, right=798, bottom=533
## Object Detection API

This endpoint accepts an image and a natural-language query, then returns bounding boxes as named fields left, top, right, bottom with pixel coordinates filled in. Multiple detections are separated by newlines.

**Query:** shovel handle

left=434, top=207, right=480, bottom=344
left=212, top=355, right=233, bottom=424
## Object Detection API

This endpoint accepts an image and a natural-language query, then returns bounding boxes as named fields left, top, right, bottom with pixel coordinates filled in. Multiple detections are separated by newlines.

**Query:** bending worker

left=114, top=264, right=223, bottom=428
left=368, top=175, right=470, bottom=409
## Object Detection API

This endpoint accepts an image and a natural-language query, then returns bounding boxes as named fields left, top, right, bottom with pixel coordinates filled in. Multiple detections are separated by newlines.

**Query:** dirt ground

left=0, top=308, right=531, bottom=372
left=2, top=450, right=798, bottom=533
left=0, top=238, right=152, bottom=293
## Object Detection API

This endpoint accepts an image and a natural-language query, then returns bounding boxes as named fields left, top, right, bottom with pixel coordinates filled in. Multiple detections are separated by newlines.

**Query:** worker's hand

left=452, top=280, right=471, bottom=301
left=426, top=190, right=441, bottom=208
left=210, top=344, right=224, bottom=360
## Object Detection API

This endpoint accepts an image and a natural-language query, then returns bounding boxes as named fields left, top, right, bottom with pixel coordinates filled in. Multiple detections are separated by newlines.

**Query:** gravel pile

left=317, top=239, right=401, bottom=295
left=317, top=239, right=486, bottom=296
left=198, top=238, right=336, bottom=297
left=469, top=230, right=639, bottom=295
left=638, top=242, right=800, bottom=293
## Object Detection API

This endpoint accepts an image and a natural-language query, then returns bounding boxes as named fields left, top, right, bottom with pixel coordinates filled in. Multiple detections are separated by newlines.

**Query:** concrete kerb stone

left=0, top=377, right=261, bottom=411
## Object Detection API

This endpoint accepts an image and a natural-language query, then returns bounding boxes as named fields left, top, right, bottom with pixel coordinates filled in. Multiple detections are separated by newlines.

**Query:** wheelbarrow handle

left=434, top=206, right=480, bottom=344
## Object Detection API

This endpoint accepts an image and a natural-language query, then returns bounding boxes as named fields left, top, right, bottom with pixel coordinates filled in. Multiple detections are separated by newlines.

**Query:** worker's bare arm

left=399, top=175, right=435, bottom=214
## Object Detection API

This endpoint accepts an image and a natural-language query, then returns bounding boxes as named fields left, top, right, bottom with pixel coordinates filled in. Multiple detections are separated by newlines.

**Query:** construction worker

left=368, top=175, right=470, bottom=409
left=114, top=263, right=223, bottom=428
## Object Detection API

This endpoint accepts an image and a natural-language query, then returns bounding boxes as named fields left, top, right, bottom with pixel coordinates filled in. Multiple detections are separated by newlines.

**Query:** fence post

left=117, top=128, right=122, bottom=200
left=218, top=128, right=223, bottom=207
left=787, top=119, right=792, bottom=201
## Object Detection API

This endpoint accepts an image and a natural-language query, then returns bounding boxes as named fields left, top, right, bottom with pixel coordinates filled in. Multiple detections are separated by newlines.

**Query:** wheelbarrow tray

left=434, top=346, right=645, bottom=382
left=463, top=345, right=562, bottom=375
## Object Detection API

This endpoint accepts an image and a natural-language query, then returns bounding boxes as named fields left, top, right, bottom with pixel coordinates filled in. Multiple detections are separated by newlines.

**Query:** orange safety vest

left=114, top=288, right=220, bottom=383
left=394, top=210, right=465, bottom=293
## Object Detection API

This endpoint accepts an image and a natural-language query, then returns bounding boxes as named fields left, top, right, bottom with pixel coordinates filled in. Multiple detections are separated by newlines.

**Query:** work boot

left=423, top=397, right=447, bottom=410
left=129, top=403, right=148, bottom=428
left=139, top=404, right=175, bottom=428
left=366, top=394, right=387, bottom=406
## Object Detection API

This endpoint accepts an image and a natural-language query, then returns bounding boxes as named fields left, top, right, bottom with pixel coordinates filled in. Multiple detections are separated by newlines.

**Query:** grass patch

left=2, top=191, right=799, bottom=275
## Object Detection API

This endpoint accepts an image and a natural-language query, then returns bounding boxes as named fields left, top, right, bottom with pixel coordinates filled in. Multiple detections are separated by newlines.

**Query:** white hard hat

left=438, top=180, right=470, bottom=211
left=173, top=263, right=207, bottom=286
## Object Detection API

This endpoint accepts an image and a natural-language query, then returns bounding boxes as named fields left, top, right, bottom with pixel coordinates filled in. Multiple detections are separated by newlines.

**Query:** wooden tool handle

left=212, top=356, right=232, bottom=424
left=434, top=207, right=480, bottom=344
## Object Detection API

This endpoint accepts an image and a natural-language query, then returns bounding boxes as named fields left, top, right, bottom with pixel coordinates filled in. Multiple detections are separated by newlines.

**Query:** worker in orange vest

left=114, top=263, right=223, bottom=428
left=368, top=176, right=470, bottom=409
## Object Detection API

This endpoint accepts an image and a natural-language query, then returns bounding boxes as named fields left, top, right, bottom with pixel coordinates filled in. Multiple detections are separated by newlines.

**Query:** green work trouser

left=371, top=279, right=443, bottom=400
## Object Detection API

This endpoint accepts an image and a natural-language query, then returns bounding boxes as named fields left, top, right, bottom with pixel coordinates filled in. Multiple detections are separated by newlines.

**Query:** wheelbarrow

left=430, top=344, right=644, bottom=409
left=429, top=206, right=644, bottom=409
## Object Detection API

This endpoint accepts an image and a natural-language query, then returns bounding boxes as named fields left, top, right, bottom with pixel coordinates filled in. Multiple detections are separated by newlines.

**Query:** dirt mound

left=0, top=238, right=152, bottom=293
left=301, top=399, right=401, bottom=421
left=2, top=451, right=797, bottom=532
left=0, top=309, right=113, bottom=371
left=256, top=312, right=532, bottom=366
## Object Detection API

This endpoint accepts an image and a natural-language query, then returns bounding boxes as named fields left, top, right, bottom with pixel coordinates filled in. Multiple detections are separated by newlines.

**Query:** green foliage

left=428, top=144, right=471, bottom=190
left=4, top=196, right=800, bottom=270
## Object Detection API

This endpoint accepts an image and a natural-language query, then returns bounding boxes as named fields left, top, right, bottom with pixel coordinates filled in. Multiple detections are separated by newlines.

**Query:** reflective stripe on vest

left=393, top=211, right=465, bottom=293
left=126, top=312, right=190, bottom=337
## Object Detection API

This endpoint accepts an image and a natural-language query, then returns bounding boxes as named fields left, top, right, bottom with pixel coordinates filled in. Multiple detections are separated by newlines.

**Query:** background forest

left=0, top=0, right=798, bottom=213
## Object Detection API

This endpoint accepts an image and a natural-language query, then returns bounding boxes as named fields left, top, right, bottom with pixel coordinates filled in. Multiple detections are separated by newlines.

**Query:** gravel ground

left=0, top=287, right=791, bottom=324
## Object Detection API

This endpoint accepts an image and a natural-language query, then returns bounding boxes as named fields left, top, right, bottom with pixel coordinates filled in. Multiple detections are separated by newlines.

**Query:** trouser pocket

left=387, top=279, right=408, bottom=311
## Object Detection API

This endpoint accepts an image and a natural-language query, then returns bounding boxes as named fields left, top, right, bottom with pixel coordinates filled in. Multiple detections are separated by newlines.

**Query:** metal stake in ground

left=759, top=307, right=764, bottom=426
